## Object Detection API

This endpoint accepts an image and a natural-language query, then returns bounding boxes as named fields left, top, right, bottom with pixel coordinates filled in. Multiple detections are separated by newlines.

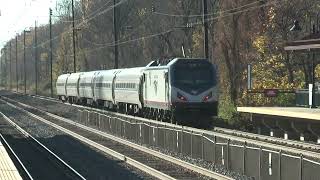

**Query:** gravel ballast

left=1, top=90, right=251, bottom=180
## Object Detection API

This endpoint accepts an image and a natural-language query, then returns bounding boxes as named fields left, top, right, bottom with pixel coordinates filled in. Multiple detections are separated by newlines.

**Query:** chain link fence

left=78, top=110, right=320, bottom=180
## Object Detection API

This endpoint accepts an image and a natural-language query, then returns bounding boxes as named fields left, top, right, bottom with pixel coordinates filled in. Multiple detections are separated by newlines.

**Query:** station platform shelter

left=238, top=22, right=320, bottom=142
left=237, top=106, right=320, bottom=142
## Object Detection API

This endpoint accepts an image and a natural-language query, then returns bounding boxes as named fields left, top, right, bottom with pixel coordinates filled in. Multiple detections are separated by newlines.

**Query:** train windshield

left=172, top=60, right=216, bottom=93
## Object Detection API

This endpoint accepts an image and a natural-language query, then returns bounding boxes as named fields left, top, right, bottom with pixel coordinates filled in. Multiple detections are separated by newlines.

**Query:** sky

left=0, top=0, right=58, bottom=49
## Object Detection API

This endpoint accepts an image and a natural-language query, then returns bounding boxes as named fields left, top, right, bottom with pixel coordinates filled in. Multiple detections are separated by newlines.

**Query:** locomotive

left=56, top=58, right=218, bottom=124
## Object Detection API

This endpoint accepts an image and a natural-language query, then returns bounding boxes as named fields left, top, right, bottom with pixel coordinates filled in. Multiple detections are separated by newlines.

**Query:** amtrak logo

left=154, top=80, right=158, bottom=95
left=191, top=90, right=198, bottom=95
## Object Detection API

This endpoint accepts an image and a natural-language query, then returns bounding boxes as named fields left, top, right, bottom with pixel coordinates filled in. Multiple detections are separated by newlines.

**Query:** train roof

left=145, top=58, right=209, bottom=70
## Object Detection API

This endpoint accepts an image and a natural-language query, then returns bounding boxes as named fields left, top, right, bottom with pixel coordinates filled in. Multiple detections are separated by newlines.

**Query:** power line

left=153, top=0, right=266, bottom=18
left=205, top=0, right=280, bottom=23
left=78, top=0, right=280, bottom=49
left=29, top=0, right=126, bottom=50
left=10, top=0, right=280, bottom=60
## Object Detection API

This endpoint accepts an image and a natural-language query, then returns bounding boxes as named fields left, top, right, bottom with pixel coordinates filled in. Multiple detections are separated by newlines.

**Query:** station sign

left=264, top=89, right=279, bottom=97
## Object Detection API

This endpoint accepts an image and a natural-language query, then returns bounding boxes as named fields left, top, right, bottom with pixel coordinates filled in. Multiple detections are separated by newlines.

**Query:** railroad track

left=7, top=91, right=320, bottom=157
left=0, top=96, right=232, bottom=180
left=4, top=91, right=320, bottom=180
left=12, top=92, right=320, bottom=153
left=214, top=127, right=320, bottom=152
left=0, top=111, right=86, bottom=180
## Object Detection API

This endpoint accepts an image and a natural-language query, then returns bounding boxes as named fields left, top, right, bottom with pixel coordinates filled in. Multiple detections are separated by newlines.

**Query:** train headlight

left=177, top=92, right=188, bottom=101
left=203, top=92, right=212, bottom=102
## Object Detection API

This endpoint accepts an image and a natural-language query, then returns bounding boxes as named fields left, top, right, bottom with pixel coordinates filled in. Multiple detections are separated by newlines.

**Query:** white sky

left=0, top=0, right=57, bottom=49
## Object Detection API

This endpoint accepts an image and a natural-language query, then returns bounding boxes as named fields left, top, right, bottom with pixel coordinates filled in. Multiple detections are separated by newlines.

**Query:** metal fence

left=78, top=110, right=320, bottom=180
left=295, top=89, right=320, bottom=107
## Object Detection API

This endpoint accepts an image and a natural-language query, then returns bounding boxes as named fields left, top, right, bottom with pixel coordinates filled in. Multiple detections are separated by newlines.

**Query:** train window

left=173, top=63, right=214, bottom=87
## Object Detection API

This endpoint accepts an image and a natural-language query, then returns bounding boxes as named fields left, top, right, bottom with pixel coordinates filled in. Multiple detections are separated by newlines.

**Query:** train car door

left=65, top=75, right=69, bottom=99
left=91, top=72, right=99, bottom=99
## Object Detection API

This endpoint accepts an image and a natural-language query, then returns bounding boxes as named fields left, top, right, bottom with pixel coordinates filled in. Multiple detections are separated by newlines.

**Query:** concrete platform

left=238, top=107, right=320, bottom=142
left=237, top=107, right=320, bottom=121
left=0, top=141, right=22, bottom=180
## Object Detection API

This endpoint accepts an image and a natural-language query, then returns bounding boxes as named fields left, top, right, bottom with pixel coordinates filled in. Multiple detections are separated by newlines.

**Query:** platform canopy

left=284, top=32, right=320, bottom=51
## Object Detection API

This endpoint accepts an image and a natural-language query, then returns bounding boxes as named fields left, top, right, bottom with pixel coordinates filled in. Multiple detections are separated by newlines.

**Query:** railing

left=246, top=89, right=296, bottom=107
left=295, top=89, right=320, bottom=107
left=78, top=110, right=320, bottom=180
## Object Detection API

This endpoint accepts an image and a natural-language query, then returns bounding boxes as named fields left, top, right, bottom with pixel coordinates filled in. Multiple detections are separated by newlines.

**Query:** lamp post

left=23, top=30, right=31, bottom=94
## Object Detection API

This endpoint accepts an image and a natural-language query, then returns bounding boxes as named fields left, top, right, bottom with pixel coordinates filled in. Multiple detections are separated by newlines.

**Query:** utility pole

left=71, top=0, right=76, bottom=73
left=23, top=31, right=26, bottom=94
left=23, top=30, right=30, bottom=94
left=35, top=20, right=38, bottom=95
left=202, top=0, right=209, bottom=59
left=5, top=47, right=9, bottom=89
left=113, top=0, right=119, bottom=69
left=9, top=42, right=11, bottom=90
left=4, top=48, right=7, bottom=89
left=15, top=35, right=18, bottom=92
left=0, top=49, right=3, bottom=88
left=49, top=8, right=53, bottom=97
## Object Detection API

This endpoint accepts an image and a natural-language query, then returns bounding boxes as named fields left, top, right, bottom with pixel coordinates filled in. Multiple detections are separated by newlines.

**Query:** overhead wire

left=152, top=0, right=266, bottom=18
left=55, top=0, right=113, bottom=23
left=16, top=0, right=279, bottom=58
left=78, top=0, right=281, bottom=51
left=30, top=0, right=125, bottom=50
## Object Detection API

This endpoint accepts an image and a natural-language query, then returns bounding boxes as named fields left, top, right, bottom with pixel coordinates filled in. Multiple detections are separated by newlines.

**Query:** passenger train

left=56, top=58, right=218, bottom=124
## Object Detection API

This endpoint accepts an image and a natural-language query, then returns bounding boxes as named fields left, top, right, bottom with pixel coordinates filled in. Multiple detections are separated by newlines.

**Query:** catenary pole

left=35, top=20, right=38, bottom=95
left=113, top=0, right=119, bottom=69
left=202, top=0, right=209, bottom=59
left=9, top=42, right=11, bottom=90
left=49, top=8, right=53, bottom=97
left=23, top=30, right=27, bottom=94
left=71, top=0, right=76, bottom=72
left=15, top=36, right=18, bottom=92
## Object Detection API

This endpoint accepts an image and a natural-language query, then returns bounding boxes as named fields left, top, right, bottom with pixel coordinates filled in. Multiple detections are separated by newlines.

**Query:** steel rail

left=9, top=91, right=320, bottom=148
left=3, top=96, right=320, bottom=160
left=0, top=132, right=33, bottom=180
left=0, top=111, right=87, bottom=180
left=1, top=96, right=233, bottom=180
left=14, top=92, right=320, bottom=151
left=35, top=94, right=320, bottom=157
left=15, top=91, right=318, bottom=148
left=214, top=127, right=320, bottom=150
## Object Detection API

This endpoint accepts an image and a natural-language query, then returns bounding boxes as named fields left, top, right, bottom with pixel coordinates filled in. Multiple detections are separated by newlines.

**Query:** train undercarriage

left=59, top=95, right=217, bottom=128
